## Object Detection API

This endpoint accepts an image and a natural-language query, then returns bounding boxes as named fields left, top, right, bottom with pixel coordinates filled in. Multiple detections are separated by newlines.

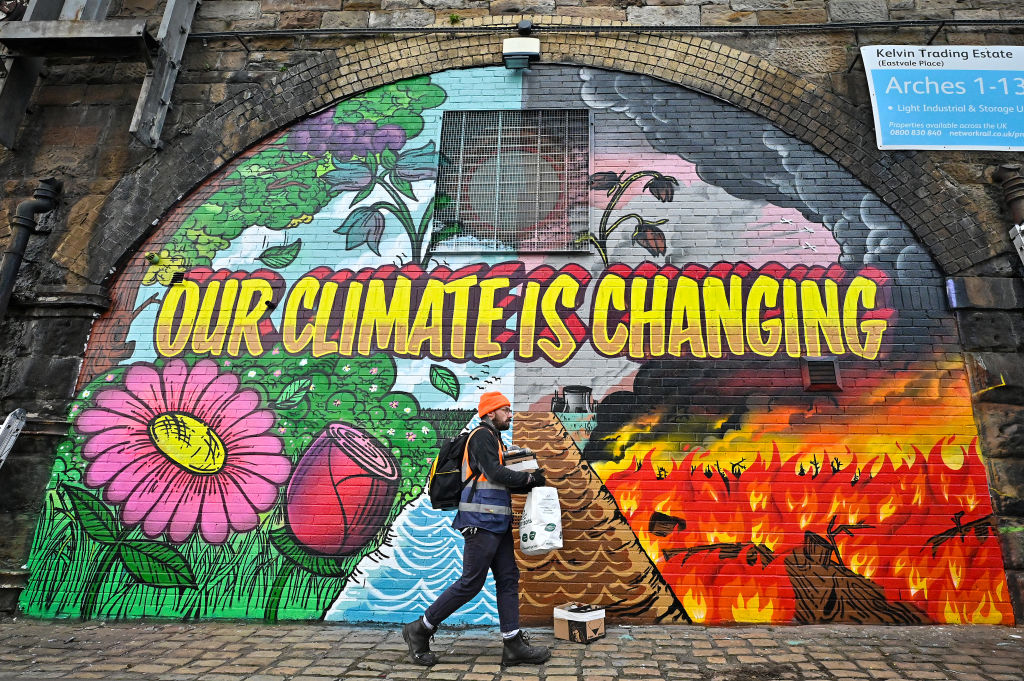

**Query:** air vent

left=802, top=356, right=842, bottom=391
left=170, top=272, right=185, bottom=285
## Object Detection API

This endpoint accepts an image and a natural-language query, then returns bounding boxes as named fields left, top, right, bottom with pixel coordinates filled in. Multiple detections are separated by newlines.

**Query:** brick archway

left=80, top=15, right=997, bottom=289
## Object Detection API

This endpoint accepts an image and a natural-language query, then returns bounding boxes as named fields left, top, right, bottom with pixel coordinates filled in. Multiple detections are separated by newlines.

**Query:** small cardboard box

left=553, top=603, right=605, bottom=643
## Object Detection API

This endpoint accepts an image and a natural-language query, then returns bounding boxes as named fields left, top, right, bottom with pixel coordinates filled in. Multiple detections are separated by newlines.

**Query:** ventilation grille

left=802, top=357, right=842, bottom=391
left=433, top=109, right=590, bottom=252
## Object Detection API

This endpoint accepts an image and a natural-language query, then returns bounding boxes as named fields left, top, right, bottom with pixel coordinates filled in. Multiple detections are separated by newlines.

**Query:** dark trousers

left=424, top=527, right=520, bottom=633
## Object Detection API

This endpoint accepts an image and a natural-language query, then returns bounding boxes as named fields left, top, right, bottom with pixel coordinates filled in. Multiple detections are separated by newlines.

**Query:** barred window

left=432, top=109, right=590, bottom=253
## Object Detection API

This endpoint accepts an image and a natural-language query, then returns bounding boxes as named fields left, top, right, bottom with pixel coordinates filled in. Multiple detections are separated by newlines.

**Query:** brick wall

left=1, top=4, right=1022, bottom=623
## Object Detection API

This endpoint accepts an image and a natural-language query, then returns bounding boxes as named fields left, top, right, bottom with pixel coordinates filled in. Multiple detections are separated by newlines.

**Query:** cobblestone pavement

left=0, top=620, right=1022, bottom=681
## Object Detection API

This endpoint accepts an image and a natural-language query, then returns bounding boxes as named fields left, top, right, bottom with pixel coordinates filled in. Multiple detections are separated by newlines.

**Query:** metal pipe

left=0, top=178, right=62, bottom=321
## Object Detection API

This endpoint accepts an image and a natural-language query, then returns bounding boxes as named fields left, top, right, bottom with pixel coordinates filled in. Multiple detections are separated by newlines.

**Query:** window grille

left=433, top=109, right=590, bottom=252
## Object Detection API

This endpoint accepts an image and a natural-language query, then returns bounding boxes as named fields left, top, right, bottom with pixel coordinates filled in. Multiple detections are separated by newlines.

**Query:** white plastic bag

left=519, top=486, right=562, bottom=555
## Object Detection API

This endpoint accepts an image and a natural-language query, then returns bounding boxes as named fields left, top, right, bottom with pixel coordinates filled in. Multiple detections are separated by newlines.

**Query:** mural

left=20, top=66, right=1013, bottom=626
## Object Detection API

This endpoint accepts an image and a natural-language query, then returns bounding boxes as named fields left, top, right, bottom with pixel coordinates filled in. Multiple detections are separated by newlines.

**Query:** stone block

left=732, top=0, right=790, bottom=9
left=946, top=276, right=1024, bottom=310
left=368, top=9, right=435, bottom=26
left=956, top=311, right=1024, bottom=352
left=626, top=5, right=699, bottom=24
left=701, top=6, right=756, bottom=25
left=262, top=0, right=342, bottom=10
left=197, top=1, right=261, bottom=20
left=827, top=0, right=888, bottom=22
left=757, top=9, right=829, bottom=24
left=992, top=492, right=1024, bottom=517
left=489, top=1, right=556, bottom=14
left=965, top=352, right=1024, bottom=405
left=986, top=457, right=1024, bottom=500
left=997, top=517, right=1024, bottom=570
left=280, top=11, right=324, bottom=28
left=975, top=403, right=1024, bottom=460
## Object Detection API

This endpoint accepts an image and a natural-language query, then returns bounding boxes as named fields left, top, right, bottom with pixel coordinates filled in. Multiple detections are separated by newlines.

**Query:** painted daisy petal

left=94, top=389, right=156, bottom=424
left=198, top=486, right=230, bottom=545
left=124, top=364, right=167, bottom=413
left=167, top=483, right=203, bottom=544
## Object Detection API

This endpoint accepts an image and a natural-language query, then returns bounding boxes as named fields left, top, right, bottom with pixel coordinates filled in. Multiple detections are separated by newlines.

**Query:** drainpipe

left=993, top=163, right=1024, bottom=226
left=0, top=178, right=63, bottom=321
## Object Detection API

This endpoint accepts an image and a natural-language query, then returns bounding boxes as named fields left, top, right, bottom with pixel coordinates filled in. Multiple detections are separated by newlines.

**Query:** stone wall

left=0, top=1, right=1022, bottom=621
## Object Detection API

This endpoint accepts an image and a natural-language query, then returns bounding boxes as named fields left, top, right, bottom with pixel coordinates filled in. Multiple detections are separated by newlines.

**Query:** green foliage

left=332, top=76, right=446, bottom=139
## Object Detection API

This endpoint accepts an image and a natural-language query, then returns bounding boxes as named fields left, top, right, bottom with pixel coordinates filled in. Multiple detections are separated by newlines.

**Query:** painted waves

left=324, top=495, right=498, bottom=625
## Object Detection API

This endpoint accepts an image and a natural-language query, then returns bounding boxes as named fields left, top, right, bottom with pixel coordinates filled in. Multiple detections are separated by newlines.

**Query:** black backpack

left=427, top=428, right=481, bottom=511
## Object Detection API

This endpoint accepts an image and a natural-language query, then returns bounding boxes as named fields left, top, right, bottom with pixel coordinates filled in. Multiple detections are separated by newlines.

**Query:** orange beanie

left=477, top=391, right=511, bottom=417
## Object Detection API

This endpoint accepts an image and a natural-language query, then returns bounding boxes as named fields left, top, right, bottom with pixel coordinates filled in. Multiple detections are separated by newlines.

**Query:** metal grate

left=433, top=109, right=590, bottom=252
left=802, top=357, right=842, bottom=391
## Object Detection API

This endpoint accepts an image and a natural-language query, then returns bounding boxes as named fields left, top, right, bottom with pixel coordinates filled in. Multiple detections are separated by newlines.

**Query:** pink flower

left=75, top=359, right=290, bottom=544
left=406, top=432, right=416, bottom=442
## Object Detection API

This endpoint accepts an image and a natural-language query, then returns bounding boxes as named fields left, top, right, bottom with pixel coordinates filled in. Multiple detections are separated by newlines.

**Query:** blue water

left=324, top=495, right=498, bottom=625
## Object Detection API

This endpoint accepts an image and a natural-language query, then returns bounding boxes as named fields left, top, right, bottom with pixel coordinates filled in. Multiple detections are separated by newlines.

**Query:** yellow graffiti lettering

left=155, top=281, right=199, bottom=357
left=445, top=275, right=476, bottom=360
left=474, top=278, right=509, bottom=360
left=629, top=275, right=669, bottom=359
left=537, top=274, right=580, bottom=365
left=225, top=278, right=272, bottom=356
left=517, top=281, right=541, bottom=360
left=407, top=278, right=446, bottom=357
left=746, top=275, right=781, bottom=357
left=358, top=277, right=411, bottom=356
left=800, top=279, right=845, bottom=357
left=667, top=277, right=705, bottom=358
left=592, top=274, right=628, bottom=356
left=702, top=275, right=745, bottom=358
left=281, top=276, right=319, bottom=354
left=311, top=281, right=340, bottom=357
left=844, top=276, right=887, bottom=360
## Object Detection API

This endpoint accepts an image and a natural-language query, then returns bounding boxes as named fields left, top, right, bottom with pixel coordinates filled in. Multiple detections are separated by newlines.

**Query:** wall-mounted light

left=503, top=20, right=540, bottom=70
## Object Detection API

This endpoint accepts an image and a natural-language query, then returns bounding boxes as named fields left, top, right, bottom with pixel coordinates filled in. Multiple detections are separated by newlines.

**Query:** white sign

left=861, top=45, right=1024, bottom=150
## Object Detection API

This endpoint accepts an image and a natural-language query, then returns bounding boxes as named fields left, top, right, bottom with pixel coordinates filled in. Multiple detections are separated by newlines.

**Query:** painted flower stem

left=591, top=171, right=672, bottom=265
left=264, top=560, right=297, bottom=623
left=79, top=530, right=129, bottom=620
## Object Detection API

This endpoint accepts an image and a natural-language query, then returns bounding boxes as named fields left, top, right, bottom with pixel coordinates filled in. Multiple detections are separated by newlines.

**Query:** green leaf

left=350, top=182, right=375, bottom=207
left=429, top=364, right=460, bottom=401
left=258, top=239, right=302, bottom=269
left=61, top=485, right=120, bottom=545
left=275, top=378, right=314, bottom=409
left=391, top=176, right=416, bottom=201
left=380, top=149, right=397, bottom=170
left=118, top=540, right=197, bottom=588
left=269, top=526, right=352, bottom=578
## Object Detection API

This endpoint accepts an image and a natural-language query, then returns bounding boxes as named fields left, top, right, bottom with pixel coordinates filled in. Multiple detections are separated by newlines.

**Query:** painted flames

left=591, top=373, right=1012, bottom=625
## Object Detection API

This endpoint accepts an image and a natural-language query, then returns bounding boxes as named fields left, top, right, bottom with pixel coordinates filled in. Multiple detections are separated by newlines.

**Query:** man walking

left=403, top=391, right=552, bottom=667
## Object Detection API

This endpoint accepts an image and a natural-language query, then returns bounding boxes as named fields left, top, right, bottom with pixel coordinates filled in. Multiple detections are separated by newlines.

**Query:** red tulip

left=285, top=423, right=399, bottom=556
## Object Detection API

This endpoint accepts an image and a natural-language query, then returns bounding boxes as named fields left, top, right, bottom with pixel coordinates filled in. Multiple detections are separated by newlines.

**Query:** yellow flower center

left=148, top=412, right=226, bottom=474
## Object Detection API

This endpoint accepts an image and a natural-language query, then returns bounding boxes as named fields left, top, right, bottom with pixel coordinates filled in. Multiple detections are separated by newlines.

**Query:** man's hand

left=528, top=469, right=547, bottom=489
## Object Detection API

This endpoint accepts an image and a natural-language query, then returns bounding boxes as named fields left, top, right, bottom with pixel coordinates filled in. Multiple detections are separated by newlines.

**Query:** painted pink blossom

left=75, top=359, right=290, bottom=544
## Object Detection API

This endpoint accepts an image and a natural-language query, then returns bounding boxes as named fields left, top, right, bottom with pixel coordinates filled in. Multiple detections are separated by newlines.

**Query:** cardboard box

left=553, top=603, right=605, bottom=643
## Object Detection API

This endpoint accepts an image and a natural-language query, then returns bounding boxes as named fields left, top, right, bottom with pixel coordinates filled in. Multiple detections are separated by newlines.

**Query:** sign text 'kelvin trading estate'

left=861, top=45, right=1024, bottom=151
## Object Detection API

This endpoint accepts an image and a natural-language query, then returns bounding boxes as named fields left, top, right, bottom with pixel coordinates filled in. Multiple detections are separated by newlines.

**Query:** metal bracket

left=130, top=0, right=201, bottom=149
left=0, top=0, right=61, bottom=149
